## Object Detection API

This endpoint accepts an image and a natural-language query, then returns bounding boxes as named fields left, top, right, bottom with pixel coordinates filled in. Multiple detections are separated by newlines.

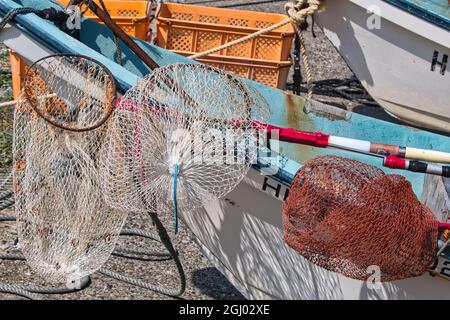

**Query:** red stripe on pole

left=254, top=121, right=330, bottom=148
left=384, top=156, right=407, bottom=170
left=439, top=222, right=450, bottom=230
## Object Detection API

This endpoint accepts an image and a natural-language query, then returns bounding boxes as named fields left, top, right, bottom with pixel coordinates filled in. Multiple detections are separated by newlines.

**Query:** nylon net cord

left=100, top=63, right=270, bottom=222
left=283, top=155, right=439, bottom=282
left=13, top=54, right=126, bottom=285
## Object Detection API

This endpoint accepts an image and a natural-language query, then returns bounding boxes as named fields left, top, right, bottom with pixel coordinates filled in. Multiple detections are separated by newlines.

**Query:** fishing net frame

left=100, top=63, right=270, bottom=228
left=12, top=53, right=128, bottom=284
left=23, top=53, right=116, bottom=132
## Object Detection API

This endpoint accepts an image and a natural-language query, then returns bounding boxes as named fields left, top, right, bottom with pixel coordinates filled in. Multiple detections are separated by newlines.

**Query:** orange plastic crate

left=179, top=53, right=292, bottom=89
left=9, top=50, right=29, bottom=100
left=58, top=0, right=151, bottom=39
left=10, top=2, right=151, bottom=99
left=156, top=3, right=294, bottom=88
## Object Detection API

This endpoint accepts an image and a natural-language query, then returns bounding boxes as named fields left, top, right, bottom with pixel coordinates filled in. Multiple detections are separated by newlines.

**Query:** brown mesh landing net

left=283, top=155, right=438, bottom=282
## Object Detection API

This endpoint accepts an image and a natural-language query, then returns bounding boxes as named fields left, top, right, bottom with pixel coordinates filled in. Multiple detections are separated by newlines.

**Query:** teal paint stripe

left=383, top=0, right=450, bottom=31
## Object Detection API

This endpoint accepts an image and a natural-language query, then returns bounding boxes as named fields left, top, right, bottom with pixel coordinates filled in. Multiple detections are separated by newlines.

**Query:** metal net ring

left=23, top=53, right=116, bottom=132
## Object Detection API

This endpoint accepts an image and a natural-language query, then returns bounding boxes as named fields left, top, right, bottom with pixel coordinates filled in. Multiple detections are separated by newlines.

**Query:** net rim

left=23, top=53, right=117, bottom=133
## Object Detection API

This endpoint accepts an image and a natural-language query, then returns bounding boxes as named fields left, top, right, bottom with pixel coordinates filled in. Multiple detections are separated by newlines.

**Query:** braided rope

left=0, top=190, right=13, bottom=201
left=0, top=216, right=15, bottom=222
left=285, top=0, right=322, bottom=24
left=189, top=19, right=292, bottom=59
left=292, top=23, right=313, bottom=101
left=0, top=171, right=13, bottom=190
left=0, top=7, right=41, bottom=30
left=189, top=0, right=322, bottom=101
left=0, top=205, right=185, bottom=298
left=0, top=284, right=44, bottom=300
left=0, top=197, right=14, bottom=210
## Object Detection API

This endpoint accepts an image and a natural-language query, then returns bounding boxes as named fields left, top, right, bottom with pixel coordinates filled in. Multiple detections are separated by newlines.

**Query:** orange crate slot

left=176, top=51, right=292, bottom=89
left=156, top=3, right=294, bottom=88
left=156, top=3, right=294, bottom=61
left=58, top=0, right=151, bottom=40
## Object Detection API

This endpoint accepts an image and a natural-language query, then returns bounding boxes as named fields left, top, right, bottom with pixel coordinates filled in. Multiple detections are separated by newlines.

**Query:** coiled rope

left=0, top=162, right=184, bottom=299
left=189, top=0, right=322, bottom=101
left=0, top=211, right=185, bottom=299
left=0, top=196, right=14, bottom=210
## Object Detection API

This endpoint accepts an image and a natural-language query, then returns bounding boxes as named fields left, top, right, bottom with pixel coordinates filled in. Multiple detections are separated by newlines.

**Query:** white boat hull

left=315, top=0, right=450, bottom=133
left=182, top=168, right=450, bottom=300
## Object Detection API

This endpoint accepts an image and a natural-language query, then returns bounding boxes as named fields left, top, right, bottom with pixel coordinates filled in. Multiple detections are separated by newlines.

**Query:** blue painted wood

left=383, top=0, right=450, bottom=31
left=2, top=0, right=450, bottom=197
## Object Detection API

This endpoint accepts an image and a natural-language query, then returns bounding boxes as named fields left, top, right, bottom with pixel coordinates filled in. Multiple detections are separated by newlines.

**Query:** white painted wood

left=406, top=147, right=450, bottom=163
left=328, top=136, right=371, bottom=152
left=423, top=175, right=450, bottom=222
left=349, top=0, right=450, bottom=48
left=315, top=0, right=450, bottom=132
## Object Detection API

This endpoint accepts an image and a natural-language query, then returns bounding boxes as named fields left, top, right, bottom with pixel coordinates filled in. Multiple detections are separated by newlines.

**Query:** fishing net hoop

left=23, top=53, right=116, bottom=132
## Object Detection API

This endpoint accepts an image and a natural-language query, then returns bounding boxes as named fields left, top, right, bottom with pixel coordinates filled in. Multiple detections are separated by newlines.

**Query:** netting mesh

left=100, top=63, right=270, bottom=215
left=24, top=54, right=116, bottom=132
left=13, top=55, right=125, bottom=284
left=283, top=155, right=438, bottom=282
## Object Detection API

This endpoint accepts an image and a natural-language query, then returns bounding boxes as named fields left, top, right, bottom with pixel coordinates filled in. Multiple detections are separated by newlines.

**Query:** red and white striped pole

left=383, top=156, right=450, bottom=177
left=258, top=121, right=450, bottom=163
left=256, top=122, right=450, bottom=177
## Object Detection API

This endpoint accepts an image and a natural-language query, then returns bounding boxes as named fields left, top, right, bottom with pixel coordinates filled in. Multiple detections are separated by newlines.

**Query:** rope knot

left=285, top=0, right=322, bottom=25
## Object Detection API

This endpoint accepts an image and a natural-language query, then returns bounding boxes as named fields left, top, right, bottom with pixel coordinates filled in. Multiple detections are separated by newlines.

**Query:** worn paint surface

left=2, top=0, right=450, bottom=198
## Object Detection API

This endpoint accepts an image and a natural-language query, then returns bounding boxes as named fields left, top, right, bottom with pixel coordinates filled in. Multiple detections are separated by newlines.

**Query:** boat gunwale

left=382, top=0, right=450, bottom=31
left=345, top=0, right=450, bottom=49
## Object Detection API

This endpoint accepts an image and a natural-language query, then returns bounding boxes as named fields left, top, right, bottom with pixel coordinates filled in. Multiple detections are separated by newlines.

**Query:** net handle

left=24, top=53, right=117, bottom=132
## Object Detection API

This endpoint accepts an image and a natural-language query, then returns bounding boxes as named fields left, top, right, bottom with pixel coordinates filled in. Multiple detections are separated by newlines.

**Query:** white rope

left=189, top=0, right=321, bottom=60
left=0, top=100, right=17, bottom=108
left=189, top=0, right=322, bottom=100
left=0, top=94, right=57, bottom=109
left=285, top=0, right=322, bottom=24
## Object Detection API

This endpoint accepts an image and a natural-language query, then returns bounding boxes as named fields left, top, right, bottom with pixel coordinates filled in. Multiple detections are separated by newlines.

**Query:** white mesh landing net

left=13, top=54, right=125, bottom=285
left=100, top=63, right=270, bottom=223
